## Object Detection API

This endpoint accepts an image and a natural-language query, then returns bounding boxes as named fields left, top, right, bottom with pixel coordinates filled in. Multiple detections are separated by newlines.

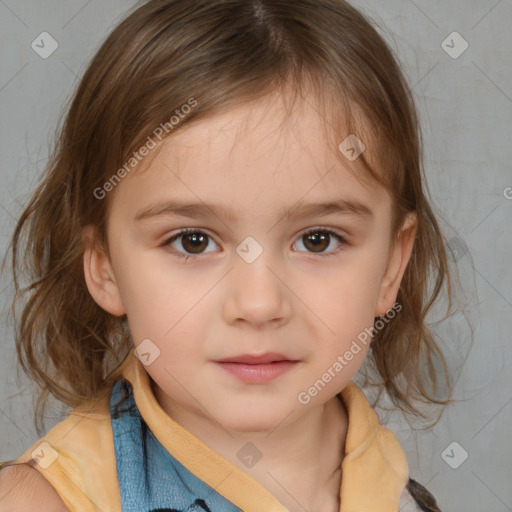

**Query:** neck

left=153, top=381, right=348, bottom=511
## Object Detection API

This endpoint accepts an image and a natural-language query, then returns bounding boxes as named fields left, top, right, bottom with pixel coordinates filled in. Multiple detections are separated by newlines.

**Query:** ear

left=82, top=224, right=126, bottom=316
left=374, top=212, right=417, bottom=317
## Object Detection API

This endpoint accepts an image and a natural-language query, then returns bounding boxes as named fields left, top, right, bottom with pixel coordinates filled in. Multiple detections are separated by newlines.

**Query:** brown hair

left=4, top=0, right=468, bottom=439
left=407, top=478, right=444, bottom=512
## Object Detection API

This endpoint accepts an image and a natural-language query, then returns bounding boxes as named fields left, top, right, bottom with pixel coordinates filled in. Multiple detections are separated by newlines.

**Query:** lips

left=213, top=352, right=300, bottom=383
left=213, top=352, right=297, bottom=364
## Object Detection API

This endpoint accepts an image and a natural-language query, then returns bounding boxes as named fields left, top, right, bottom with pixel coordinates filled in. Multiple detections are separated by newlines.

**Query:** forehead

left=110, top=91, right=391, bottom=222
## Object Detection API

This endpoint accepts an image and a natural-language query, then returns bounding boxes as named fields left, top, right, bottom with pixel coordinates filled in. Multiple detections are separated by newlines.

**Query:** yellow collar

left=122, top=352, right=409, bottom=511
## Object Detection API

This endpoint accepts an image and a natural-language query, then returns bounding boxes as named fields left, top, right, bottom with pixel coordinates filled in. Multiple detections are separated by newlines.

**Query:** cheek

left=113, top=252, right=201, bottom=334
left=305, top=258, right=383, bottom=326
left=128, top=307, right=208, bottom=397
left=117, top=267, right=211, bottom=361
left=126, top=291, right=208, bottom=354
left=297, top=257, right=384, bottom=375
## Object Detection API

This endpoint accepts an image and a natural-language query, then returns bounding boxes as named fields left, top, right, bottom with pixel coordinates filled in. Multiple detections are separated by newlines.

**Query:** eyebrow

left=134, top=197, right=373, bottom=223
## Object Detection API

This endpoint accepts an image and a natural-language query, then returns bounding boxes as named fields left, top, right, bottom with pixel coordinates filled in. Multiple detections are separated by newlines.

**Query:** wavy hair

left=4, top=0, right=470, bottom=443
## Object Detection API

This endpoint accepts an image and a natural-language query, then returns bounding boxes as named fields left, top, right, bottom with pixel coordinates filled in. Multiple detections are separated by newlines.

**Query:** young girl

left=0, top=0, right=459, bottom=510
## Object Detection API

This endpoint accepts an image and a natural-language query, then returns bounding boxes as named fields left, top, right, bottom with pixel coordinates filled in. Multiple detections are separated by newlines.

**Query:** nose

left=222, top=248, right=292, bottom=329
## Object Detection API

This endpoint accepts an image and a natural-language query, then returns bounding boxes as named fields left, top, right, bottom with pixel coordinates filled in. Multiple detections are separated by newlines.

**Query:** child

left=0, top=0, right=458, bottom=510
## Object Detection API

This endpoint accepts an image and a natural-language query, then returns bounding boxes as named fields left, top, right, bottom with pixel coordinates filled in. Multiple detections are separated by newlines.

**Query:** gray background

left=0, top=1, right=511, bottom=511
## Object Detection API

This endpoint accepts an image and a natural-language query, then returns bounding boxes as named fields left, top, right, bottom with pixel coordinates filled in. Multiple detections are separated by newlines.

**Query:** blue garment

left=110, top=378, right=243, bottom=512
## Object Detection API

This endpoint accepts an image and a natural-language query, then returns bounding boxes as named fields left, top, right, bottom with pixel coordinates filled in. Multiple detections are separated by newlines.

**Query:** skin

left=83, top=89, right=417, bottom=512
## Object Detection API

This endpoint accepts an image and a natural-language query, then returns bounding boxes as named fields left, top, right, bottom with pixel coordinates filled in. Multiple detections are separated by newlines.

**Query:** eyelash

left=161, top=226, right=348, bottom=262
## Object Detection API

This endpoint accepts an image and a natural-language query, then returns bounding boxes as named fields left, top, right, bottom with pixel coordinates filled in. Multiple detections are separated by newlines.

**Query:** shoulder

left=0, top=462, right=69, bottom=511
left=2, top=393, right=122, bottom=512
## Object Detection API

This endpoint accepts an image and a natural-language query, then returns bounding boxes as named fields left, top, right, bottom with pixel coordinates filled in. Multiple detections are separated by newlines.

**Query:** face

left=84, top=91, right=416, bottom=433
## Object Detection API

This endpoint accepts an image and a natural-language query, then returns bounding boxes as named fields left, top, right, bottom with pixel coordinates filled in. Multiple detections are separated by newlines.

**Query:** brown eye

left=293, top=228, right=345, bottom=256
left=303, top=231, right=330, bottom=253
left=180, top=232, right=209, bottom=254
left=164, top=229, right=218, bottom=257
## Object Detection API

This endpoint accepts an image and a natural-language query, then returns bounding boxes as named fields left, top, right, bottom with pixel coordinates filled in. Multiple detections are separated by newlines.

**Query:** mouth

left=213, top=352, right=299, bottom=384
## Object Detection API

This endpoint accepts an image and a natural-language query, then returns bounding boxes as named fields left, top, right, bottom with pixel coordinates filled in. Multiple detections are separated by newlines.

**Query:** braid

left=407, top=478, right=443, bottom=512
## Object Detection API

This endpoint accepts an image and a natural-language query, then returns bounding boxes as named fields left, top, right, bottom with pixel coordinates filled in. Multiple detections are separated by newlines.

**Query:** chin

left=215, top=406, right=293, bottom=434
left=223, top=418, right=281, bottom=434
